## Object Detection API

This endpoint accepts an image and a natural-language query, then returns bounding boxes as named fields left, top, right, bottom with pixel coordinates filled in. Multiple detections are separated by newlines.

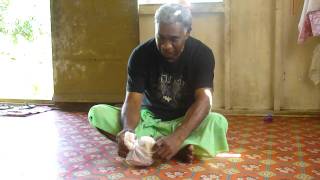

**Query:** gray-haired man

left=88, top=3, right=229, bottom=163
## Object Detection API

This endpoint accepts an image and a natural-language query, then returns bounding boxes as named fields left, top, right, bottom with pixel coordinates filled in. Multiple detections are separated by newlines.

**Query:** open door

left=0, top=0, right=53, bottom=101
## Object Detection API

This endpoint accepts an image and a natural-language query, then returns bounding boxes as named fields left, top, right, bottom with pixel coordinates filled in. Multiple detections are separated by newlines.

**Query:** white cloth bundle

left=124, top=131, right=156, bottom=166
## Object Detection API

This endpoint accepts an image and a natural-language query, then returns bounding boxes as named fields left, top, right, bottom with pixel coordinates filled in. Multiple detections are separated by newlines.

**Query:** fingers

left=117, top=134, right=129, bottom=158
left=152, top=137, right=163, bottom=152
left=118, top=142, right=129, bottom=157
left=118, top=149, right=128, bottom=157
left=152, top=139, right=161, bottom=159
left=157, top=148, right=174, bottom=161
left=153, top=138, right=173, bottom=161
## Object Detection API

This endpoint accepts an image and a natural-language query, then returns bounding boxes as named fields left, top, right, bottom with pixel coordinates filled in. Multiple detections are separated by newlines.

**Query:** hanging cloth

left=298, top=0, right=320, bottom=43
left=309, top=44, right=320, bottom=85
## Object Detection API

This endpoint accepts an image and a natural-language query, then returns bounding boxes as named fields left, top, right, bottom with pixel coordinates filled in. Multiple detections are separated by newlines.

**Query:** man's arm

left=117, top=91, right=143, bottom=157
left=173, top=87, right=212, bottom=142
left=120, top=92, right=143, bottom=130
left=154, top=88, right=212, bottom=160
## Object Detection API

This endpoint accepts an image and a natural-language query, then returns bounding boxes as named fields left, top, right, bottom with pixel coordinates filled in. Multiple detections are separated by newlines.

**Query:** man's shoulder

left=129, top=38, right=157, bottom=66
left=134, top=38, right=156, bottom=53
left=187, top=36, right=212, bottom=53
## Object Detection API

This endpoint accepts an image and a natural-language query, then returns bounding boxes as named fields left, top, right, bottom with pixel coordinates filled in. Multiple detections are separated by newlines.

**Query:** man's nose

left=161, top=41, right=173, bottom=50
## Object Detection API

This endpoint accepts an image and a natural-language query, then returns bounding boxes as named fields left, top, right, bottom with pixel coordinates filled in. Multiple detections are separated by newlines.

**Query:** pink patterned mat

left=0, top=111, right=319, bottom=179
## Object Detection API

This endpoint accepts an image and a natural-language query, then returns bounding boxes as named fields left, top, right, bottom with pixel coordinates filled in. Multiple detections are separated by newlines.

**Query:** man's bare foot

left=173, top=145, right=194, bottom=163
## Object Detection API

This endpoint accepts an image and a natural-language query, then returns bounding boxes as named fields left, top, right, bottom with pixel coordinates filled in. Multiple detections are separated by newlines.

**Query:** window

left=138, top=0, right=223, bottom=4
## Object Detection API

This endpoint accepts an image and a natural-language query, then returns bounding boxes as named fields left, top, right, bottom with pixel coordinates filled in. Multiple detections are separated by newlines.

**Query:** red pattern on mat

left=54, top=112, right=320, bottom=180
left=0, top=111, right=319, bottom=179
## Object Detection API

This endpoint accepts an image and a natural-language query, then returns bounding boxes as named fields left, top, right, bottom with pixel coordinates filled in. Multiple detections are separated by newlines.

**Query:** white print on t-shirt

left=163, top=96, right=172, bottom=102
left=158, top=73, right=185, bottom=107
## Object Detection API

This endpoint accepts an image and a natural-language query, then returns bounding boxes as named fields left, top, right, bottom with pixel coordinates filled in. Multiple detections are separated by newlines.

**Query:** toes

left=185, top=145, right=194, bottom=163
left=173, top=145, right=195, bottom=163
left=187, top=154, right=194, bottom=162
left=187, top=145, right=194, bottom=153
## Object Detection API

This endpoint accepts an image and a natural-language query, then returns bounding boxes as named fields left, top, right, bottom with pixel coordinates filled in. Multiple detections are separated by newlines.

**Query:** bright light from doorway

left=0, top=0, right=53, bottom=100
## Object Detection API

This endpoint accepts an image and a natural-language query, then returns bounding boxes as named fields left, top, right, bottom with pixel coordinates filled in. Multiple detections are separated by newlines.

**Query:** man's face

left=155, top=22, right=189, bottom=63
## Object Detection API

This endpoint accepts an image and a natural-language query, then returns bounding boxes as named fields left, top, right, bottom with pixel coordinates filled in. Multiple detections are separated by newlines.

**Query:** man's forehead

left=156, top=22, right=186, bottom=34
left=157, top=33, right=181, bottom=39
left=157, top=22, right=184, bottom=28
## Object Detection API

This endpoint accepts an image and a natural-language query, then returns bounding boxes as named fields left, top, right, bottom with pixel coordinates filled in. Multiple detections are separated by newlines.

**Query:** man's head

left=154, top=3, right=192, bottom=62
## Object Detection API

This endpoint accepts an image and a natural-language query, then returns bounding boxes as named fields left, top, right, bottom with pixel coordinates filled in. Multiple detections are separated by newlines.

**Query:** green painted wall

left=51, top=0, right=139, bottom=102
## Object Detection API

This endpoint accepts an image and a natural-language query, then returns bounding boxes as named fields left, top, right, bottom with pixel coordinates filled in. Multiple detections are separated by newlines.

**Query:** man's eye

left=157, top=37, right=164, bottom=41
left=172, top=38, right=179, bottom=42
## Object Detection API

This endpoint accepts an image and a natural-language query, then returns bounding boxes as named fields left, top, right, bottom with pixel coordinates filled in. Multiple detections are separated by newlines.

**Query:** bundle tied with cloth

left=123, top=131, right=156, bottom=166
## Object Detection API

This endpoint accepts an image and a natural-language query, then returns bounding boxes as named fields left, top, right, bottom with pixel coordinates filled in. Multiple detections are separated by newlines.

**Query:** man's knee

left=88, top=104, right=101, bottom=125
left=88, top=104, right=116, bottom=123
left=206, top=112, right=228, bottom=130
left=88, top=104, right=121, bottom=135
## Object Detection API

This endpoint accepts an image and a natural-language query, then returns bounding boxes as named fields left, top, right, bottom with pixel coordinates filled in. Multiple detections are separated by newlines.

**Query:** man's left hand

left=153, top=135, right=183, bottom=161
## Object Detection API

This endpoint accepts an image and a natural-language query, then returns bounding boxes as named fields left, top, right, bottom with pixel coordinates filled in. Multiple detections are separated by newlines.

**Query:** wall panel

left=51, top=0, right=139, bottom=102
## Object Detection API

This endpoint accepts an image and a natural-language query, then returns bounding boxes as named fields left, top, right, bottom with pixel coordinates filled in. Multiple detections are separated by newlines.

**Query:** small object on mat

left=264, top=113, right=273, bottom=123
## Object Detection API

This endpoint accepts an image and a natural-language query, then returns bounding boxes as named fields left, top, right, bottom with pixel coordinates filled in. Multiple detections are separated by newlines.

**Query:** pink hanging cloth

left=298, top=0, right=320, bottom=43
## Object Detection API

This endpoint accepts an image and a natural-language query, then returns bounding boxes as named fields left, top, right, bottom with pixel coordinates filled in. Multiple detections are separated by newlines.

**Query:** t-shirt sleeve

left=126, top=48, right=146, bottom=93
left=193, top=47, right=215, bottom=89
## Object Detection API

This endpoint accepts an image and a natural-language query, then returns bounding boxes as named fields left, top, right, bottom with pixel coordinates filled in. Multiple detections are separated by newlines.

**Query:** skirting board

left=214, top=108, right=320, bottom=117
left=53, top=93, right=124, bottom=103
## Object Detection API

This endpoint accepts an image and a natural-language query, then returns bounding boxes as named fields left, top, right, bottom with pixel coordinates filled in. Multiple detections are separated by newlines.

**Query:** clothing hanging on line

left=298, top=0, right=320, bottom=43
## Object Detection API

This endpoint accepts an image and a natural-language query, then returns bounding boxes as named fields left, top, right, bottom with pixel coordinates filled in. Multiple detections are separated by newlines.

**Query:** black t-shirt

left=127, top=37, right=214, bottom=120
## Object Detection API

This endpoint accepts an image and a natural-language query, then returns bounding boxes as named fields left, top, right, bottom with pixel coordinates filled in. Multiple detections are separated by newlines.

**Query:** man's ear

left=185, top=28, right=191, bottom=39
left=187, top=27, right=192, bottom=34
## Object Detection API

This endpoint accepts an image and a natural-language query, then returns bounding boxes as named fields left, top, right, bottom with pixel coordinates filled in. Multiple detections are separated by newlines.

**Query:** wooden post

left=224, top=0, right=231, bottom=110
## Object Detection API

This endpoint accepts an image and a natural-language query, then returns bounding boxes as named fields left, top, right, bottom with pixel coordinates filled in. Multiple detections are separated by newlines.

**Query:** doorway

left=0, top=0, right=53, bottom=100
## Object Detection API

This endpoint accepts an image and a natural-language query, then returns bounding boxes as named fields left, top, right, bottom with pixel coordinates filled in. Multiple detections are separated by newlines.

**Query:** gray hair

left=154, top=3, right=192, bottom=32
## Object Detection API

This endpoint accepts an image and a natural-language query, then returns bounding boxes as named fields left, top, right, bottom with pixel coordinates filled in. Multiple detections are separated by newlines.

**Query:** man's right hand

left=119, top=92, right=143, bottom=158
left=116, top=130, right=130, bottom=158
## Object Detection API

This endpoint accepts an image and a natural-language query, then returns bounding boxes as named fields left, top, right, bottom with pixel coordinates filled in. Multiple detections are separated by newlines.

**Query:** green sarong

left=88, top=104, right=229, bottom=157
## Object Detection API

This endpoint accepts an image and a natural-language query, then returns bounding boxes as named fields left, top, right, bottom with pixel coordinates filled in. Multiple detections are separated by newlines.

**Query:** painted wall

left=139, top=0, right=320, bottom=112
left=51, top=0, right=139, bottom=102
left=230, top=0, right=274, bottom=110
left=50, top=0, right=319, bottom=112
left=280, top=0, right=320, bottom=110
